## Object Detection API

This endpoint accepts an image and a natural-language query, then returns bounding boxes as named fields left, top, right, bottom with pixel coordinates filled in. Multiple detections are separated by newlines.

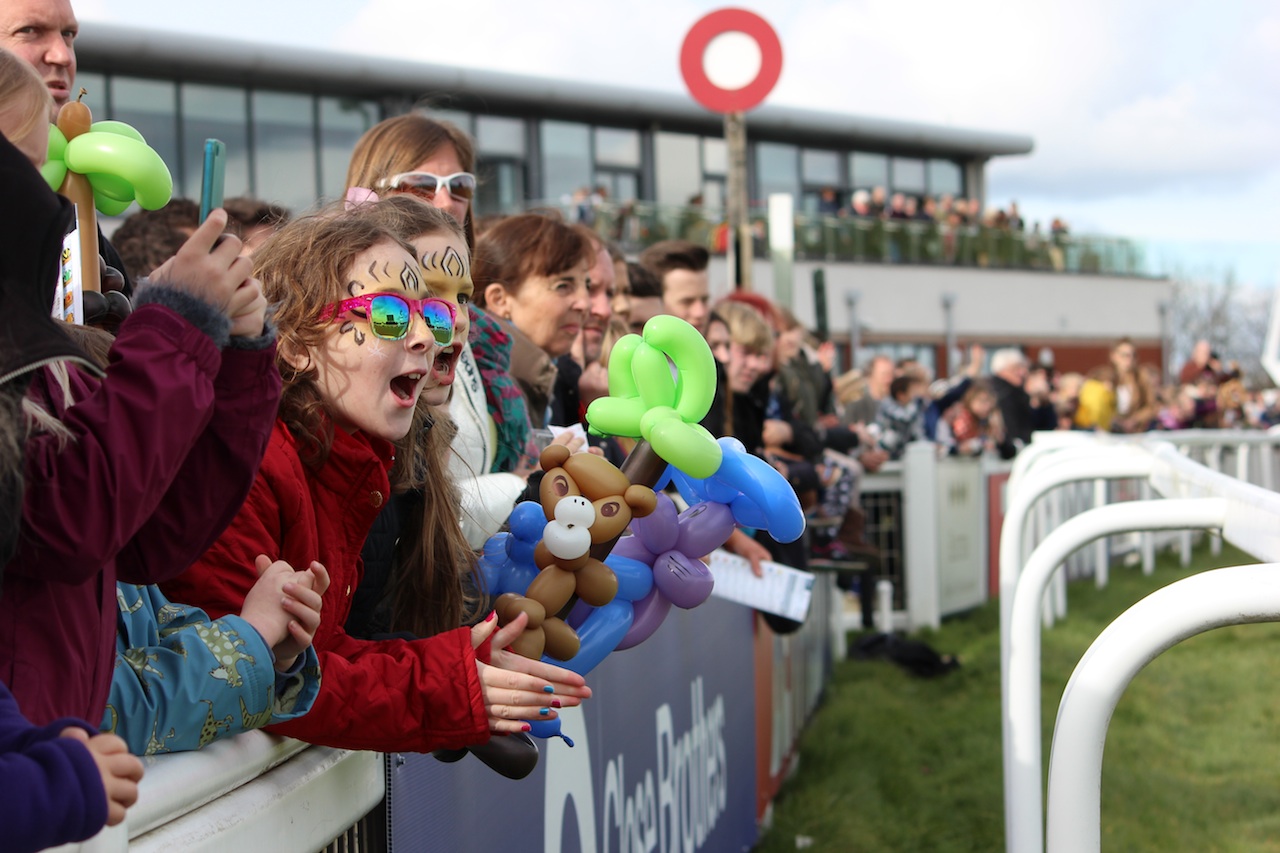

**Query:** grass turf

left=753, top=544, right=1280, bottom=852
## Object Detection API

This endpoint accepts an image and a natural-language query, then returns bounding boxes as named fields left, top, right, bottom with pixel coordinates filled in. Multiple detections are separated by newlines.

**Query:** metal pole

left=846, top=290, right=861, bottom=364
left=941, top=292, right=957, bottom=376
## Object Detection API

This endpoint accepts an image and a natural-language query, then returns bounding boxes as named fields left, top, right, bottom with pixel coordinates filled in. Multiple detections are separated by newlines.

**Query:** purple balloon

left=614, top=586, right=672, bottom=651
left=628, top=492, right=680, bottom=554
left=612, top=534, right=657, bottom=566
left=652, top=550, right=714, bottom=609
left=674, top=502, right=736, bottom=557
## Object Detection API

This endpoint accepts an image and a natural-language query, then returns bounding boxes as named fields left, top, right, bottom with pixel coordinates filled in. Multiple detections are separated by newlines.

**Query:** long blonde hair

left=0, top=48, right=54, bottom=147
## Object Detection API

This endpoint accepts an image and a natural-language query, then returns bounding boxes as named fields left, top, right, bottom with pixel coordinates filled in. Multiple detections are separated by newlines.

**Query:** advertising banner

left=386, top=596, right=758, bottom=853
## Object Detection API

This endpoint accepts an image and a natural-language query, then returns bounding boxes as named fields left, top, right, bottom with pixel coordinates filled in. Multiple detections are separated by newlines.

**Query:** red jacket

left=0, top=305, right=280, bottom=725
left=163, top=420, right=490, bottom=753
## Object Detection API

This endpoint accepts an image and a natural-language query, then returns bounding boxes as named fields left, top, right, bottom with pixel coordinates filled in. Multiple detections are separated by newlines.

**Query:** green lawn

left=754, top=544, right=1280, bottom=852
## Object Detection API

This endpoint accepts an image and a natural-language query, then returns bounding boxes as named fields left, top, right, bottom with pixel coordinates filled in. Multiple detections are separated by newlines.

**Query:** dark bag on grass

left=851, top=633, right=960, bottom=678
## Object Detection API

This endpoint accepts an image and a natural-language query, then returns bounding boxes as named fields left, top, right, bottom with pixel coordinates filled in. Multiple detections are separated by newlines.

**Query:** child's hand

left=470, top=612, right=593, bottom=734
left=226, top=277, right=268, bottom=339
left=241, top=555, right=329, bottom=672
left=148, top=209, right=253, bottom=316
left=276, top=560, right=328, bottom=670
left=59, top=728, right=143, bottom=826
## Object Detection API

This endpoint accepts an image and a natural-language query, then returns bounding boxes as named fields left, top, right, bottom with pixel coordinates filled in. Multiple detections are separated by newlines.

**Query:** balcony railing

left=532, top=200, right=1148, bottom=277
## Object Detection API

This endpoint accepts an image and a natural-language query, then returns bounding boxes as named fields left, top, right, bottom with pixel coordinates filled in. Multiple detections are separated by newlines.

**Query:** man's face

left=661, top=268, right=710, bottom=334
left=868, top=357, right=895, bottom=396
left=628, top=296, right=664, bottom=336
left=0, top=0, right=77, bottom=109
left=581, top=246, right=614, bottom=364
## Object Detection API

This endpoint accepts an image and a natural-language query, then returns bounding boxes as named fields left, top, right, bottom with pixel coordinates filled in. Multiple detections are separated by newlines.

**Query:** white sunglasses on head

left=378, top=171, right=476, bottom=199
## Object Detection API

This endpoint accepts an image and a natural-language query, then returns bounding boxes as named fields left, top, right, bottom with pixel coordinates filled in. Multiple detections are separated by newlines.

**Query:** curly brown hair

left=252, top=201, right=420, bottom=476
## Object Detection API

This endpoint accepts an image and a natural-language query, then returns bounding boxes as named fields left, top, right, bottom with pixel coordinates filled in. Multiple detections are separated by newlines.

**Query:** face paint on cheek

left=338, top=321, right=366, bottom=346
left=347, top=280, right=364, bottom=297
left=366, top=339, right=389, bottom=361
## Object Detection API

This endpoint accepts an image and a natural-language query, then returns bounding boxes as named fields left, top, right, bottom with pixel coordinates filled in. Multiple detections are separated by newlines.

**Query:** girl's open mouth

left=431, top=345, right=460, bottom=386
left=390, top=372, right=423, bottom=402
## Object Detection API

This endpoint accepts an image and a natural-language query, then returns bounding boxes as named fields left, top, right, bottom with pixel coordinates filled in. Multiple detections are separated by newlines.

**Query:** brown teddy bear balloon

left=495, top=445, right=657, bottom=662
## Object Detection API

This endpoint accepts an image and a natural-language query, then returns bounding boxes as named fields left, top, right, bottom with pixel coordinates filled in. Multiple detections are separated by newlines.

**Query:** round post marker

left=680, top=8, right=783, bottom=114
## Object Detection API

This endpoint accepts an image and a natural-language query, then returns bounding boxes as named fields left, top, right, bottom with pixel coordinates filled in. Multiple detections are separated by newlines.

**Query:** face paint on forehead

left=421, top=245, right=469, bottom=279
left=400, top=262, right=421, bottom=292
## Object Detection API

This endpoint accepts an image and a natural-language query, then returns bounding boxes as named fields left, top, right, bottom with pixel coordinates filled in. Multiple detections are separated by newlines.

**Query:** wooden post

left=724, top=110, right=751, bottom=291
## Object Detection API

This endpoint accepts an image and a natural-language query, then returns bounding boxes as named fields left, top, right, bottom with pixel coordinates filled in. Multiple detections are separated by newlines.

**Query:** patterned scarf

left=467, top=305, right=533, bottom=473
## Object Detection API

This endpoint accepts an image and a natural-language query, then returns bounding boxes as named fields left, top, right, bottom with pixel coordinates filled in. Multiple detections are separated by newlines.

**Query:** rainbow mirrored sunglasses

left=321, top=293, right=457, bottom=345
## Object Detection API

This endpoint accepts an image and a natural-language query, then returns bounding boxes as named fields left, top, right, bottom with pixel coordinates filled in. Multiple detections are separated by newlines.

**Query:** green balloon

left=86, top=172, right=135, bottom=203
left=648, top=418, right=721, bottom=480
left=92, top=193, right=133, bottom=217
left=642, top=315, right=717, bottom=422
left=42, top=125, right=68, bottom=191
left=585, top=397, right=648, bottom=438
left=606, top=334, right=643, bottom=398
left=632, top=342, right=676, bottom=410
left=64, top=132, right=173, bottom=210
left=41, top=160, right=67, bottom=193
left=90, top=120, right=146, bottom=142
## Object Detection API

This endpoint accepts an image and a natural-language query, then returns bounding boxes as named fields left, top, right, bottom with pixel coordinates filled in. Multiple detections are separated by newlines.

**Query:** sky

left=78, top=0, right=1280, bottom=287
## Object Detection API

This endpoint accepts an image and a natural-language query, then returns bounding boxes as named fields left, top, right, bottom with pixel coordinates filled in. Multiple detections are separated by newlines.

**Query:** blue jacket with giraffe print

left=102, top=584, right=320, bottom=755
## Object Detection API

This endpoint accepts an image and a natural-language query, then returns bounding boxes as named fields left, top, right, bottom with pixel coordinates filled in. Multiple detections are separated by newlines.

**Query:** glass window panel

left=319, top=96, right=378, bottom=201
left=609, top=171, right=638, bottom=202
left=180, top=83, right=250, bottom=201
left=891, top=156, right=926, bottom=194
left=701, top=179, right=725, bottom=212
left=801, top=149, right=840, bottom=185
left=850, top=152, right=888, bottom=189
left=252, top=91, right=317, bottom=213
left=476, top=160, right=526, bottom=216
left=755, top=141, right=799, bottom=199
left=111, top=77, right=179, bottom=190
left=594, top=127, right=639, bottom=168
left=702, top=137, right=727, bottom=175
left=476, top=115, right=525, bottom=157
left=654, top=131, right=701, bottom=207
left=928, top=158, right=964, bottom=197
left=540, top=120, right=591, bottom=204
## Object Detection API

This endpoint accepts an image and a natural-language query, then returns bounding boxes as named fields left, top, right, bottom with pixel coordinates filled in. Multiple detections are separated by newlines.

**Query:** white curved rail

left=1003, top=498, right=1227, bottom=853
left=1045, top=564, right=1280, bottom=853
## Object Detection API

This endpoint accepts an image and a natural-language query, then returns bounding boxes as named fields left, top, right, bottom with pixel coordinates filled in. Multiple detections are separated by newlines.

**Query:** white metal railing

left=1044, top=563, right=1280, bottom=853
left=1000, top=435, right=1280, bottom=853
left=50, top=734, right=381, bottom=852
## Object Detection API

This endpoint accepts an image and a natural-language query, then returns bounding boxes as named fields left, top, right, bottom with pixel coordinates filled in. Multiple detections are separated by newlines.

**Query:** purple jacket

left=0, top=299, right=280, bottom=726
left=0, top=680, right=108, bottom=851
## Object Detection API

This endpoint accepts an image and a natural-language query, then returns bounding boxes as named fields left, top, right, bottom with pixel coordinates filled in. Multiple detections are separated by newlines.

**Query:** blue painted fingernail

left=539, top=707, right=550, bottom=716
left=543, top=685, right=555, bottom=693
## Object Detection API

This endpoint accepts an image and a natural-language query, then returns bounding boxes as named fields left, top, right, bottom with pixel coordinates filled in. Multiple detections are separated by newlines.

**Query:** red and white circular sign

left=680, top=8, right=783, bottom=114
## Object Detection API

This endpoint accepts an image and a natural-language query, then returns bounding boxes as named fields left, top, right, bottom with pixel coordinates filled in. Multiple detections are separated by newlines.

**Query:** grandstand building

left=80, top=24, right=1172, bottom=377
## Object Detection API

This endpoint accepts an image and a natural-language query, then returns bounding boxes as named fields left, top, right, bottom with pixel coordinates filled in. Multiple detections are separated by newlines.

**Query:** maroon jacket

left=0, top=303, right=280, bottom=726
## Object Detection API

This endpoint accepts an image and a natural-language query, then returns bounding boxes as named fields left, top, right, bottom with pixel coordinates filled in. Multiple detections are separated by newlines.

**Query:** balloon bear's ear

left=624, top=484, right=658, bottom=518
left=540, top=444, right=571, bottom=471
